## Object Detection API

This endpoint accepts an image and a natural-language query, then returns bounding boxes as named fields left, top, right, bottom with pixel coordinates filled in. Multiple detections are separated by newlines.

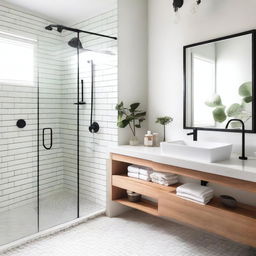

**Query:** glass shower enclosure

left=0, top=19, right=117, bottom=246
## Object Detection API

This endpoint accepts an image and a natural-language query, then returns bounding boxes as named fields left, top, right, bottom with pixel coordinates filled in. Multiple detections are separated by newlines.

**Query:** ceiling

left=3, top=0, right=117, bottom=25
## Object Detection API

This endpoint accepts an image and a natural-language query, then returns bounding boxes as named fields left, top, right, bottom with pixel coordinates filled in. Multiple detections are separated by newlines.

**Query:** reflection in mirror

left=184, top=32, right=254, bottom=132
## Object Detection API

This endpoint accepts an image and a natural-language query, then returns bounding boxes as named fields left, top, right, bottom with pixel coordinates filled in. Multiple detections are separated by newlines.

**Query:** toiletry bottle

left=144, top=131, right=153, bottom=147
left=153, top=133, right=160, bottom=147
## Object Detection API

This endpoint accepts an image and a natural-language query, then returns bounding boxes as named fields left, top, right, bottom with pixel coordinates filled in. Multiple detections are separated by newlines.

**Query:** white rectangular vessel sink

left=161, top=140, right=232, bottom=163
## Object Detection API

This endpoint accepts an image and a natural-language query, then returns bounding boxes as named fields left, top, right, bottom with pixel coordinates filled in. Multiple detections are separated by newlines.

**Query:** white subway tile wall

left=0, top=3, right=64, bottom=212
left=0, top=3, right=117, bottom=212
left=61, top=8, right=118, bottom=208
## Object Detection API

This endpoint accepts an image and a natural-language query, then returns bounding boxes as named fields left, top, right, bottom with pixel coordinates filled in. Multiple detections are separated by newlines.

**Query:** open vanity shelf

left=110, top=153, right=256, bottom=247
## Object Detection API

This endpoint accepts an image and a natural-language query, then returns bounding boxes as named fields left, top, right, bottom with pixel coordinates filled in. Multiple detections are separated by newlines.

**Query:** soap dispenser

left=144, top=131, right=153, bottom=147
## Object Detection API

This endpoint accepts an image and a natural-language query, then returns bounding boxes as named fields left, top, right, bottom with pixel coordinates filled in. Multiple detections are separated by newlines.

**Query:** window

left=192, top=55, right=215, bottom=127
left=0, top=32, right=36, bottom=86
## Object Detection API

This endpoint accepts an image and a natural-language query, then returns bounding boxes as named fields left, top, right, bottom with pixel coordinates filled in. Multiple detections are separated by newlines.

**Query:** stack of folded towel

left=176, top=183, right=214, bottom=205
left=150, top=172, right=178, bottom=186
left=127, top=165, right=153, bottom=181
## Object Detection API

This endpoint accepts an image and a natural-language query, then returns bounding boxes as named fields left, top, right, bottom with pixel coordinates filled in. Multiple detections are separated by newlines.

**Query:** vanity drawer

left=158, top=192, right=256, bottom=247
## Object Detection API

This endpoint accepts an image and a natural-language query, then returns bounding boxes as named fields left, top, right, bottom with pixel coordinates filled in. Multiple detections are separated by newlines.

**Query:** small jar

left=144, top=131, right=153, bottom=147
left=153, top=133, right=160, bottom=147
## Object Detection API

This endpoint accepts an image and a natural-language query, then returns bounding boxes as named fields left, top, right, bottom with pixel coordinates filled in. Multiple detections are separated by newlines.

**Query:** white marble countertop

left=110, top=145, right=256, bottom=183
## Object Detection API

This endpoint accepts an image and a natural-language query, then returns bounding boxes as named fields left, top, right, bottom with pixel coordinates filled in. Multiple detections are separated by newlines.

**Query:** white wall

left=148, top=0, right=256, bottom=154
left=106, top=0, right=148, bottom=217
left=148, top=0, right=256, bottom=205
left=118, top=0, right=148, bottom=145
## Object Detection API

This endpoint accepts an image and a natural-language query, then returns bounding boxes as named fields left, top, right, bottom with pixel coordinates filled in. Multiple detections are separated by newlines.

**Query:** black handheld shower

left=88, top=60, right=99, bottom=134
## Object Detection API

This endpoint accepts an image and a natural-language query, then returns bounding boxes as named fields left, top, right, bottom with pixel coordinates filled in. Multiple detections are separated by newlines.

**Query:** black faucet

left=225, top=119, right=247, bottom=160
left=187, top=128, right=198, bottom=141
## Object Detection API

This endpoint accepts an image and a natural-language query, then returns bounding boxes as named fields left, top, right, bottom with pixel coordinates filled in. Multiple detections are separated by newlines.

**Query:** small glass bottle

left=144, top=131, right=153, bottom=147
left=153, top=133, right=160, bottom=147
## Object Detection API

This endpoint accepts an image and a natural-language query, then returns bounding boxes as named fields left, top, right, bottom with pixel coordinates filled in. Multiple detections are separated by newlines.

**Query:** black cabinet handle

left=42, top=128, right=53, bottom=150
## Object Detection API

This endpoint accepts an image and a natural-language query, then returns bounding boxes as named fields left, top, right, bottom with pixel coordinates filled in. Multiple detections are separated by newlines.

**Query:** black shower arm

left=46, top=24, right=117, bottom=40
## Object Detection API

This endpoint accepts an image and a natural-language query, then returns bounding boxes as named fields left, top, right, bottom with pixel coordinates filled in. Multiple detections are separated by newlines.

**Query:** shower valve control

left=89, top=122, right=100, bottom=133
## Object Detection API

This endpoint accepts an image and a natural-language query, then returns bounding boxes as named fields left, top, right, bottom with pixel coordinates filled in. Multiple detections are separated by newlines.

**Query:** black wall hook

left=16, top=119, right=26, bottom=128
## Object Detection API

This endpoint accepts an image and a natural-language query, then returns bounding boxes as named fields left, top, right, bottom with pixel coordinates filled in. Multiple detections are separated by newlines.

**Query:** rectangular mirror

left=184, top=30, right=255, bottom=133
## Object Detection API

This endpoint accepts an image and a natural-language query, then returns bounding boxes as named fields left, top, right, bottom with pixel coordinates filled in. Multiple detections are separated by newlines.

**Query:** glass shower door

left=38, top=37, right=78, bottom=231
left=0, top=33, right=38, bottom=245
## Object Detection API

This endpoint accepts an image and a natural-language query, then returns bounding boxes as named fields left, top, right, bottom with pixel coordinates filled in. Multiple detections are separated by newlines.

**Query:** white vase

left=129, top=135, right=139, bottom=146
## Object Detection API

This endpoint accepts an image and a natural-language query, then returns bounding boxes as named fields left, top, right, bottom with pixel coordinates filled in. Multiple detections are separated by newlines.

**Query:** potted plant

left=156, top=116, right=173, bottom=142
left=116, top=102, right=146, bottom=145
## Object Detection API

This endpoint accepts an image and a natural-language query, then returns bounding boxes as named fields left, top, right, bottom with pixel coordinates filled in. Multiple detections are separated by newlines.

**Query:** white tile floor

left=2, top=210, right=255, bottom=256
left=0, top=190, right=104, bottom=246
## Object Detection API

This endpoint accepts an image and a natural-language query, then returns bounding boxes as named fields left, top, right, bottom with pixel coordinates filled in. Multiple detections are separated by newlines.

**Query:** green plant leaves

left=117, top=119, right=129, bottom=128
left=205, top=94, right=223, bottom=107
left=205, top=94, right=226, bottom=123
left=117, top=113, right=123, bottom=122
left=115, top=101, right=146, bottom=135
left=155, top=116, right=173, bottom=125
left=135, top=112, right=146, bottom=118
left=226, top=103, right=242, bottom=117
left=243, top=96, right=253, bottom=104
left=205, top=81, right=252, bottom=126
left=239, top=82, right=252, bottom=97
left=129, top=103, right=140, bottom=112
left=239, top=82, right=252, bottom=108
left=230, top=121, right=242, bottom=129
left=115, top=101, right=124, bottom=110
left=213, top=107, right=226, bottom=123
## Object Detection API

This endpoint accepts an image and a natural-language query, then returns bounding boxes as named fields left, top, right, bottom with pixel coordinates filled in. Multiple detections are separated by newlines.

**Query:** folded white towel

left=127, top=165, right=140, bottom=174
left=151, top=179, right=178, bottom=186
left=150, top=172, right=178, bottom=186
left=127, top=165, right=153, bottom=176
left=151, top=176, right=178, bottom=183
left=151, top=176, right=178, bottom=186
left=139, top=168, right=153, bottom=176
left=150, top=172, right=177, bottom=179
left=150, top=174, right=178, bottom=182
left=177, top=196, right=212, bottom=205
left=176, top=183, right=214, bottom=199
left=128, top=172, right=139, bottom=178
left=177, top=191, right=213, bottom=205
left=128, top=172, right=151, bottom=181
left=140, top=175, right=151, bottom=181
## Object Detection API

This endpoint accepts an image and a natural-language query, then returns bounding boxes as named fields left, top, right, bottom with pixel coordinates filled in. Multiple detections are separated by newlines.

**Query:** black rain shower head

left=68, top=37, right=83, bottom=49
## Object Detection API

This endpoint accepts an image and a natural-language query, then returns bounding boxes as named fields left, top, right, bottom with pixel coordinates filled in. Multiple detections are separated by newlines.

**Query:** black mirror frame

left=183, top=30, right=256, bottom=133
